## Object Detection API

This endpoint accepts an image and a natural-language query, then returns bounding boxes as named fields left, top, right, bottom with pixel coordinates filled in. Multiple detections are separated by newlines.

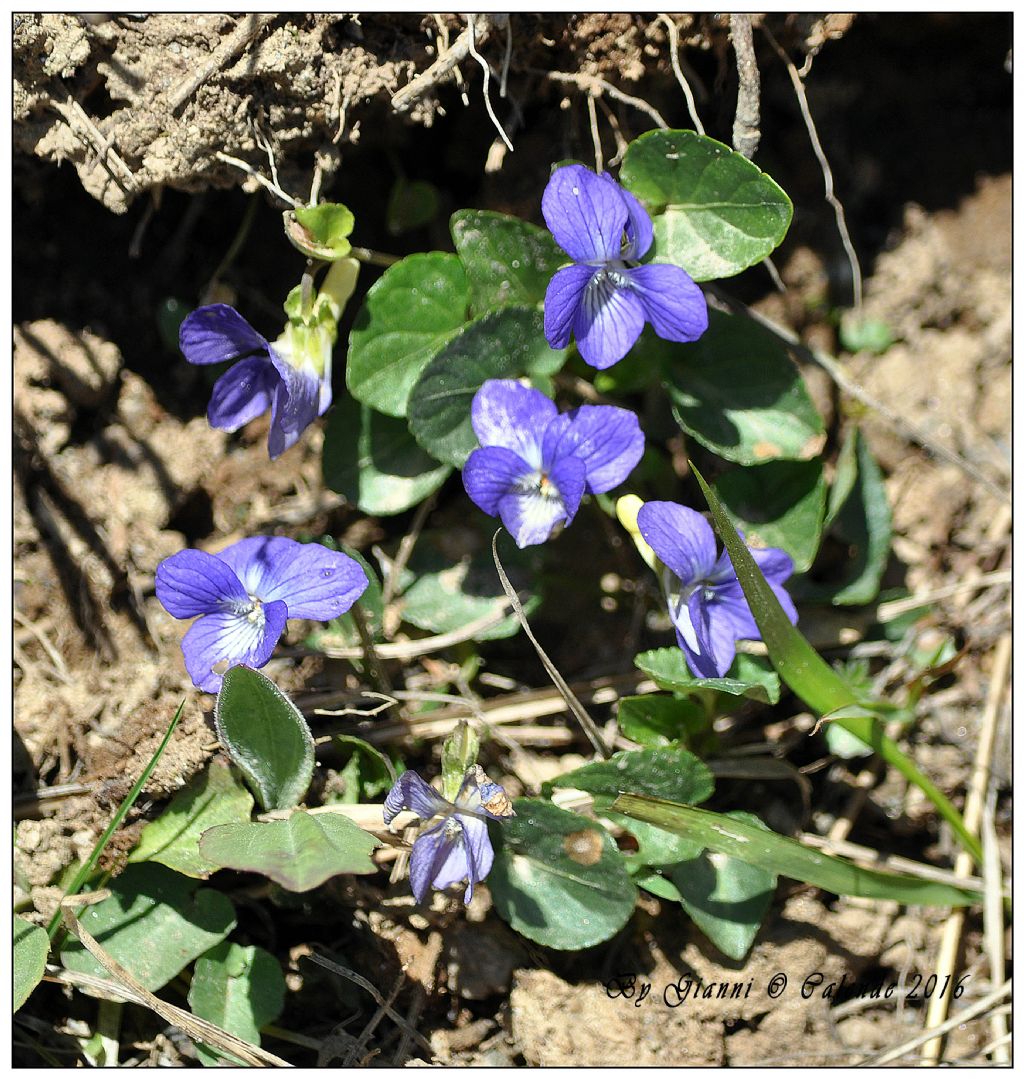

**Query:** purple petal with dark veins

left=541, top=404, right=644, bottom=494
left=155, top=549, right=250, bottom=619
left=384, top=771, right=449, bottom=826
left=179, top=304, right=270, bottom=366
left=463, top=445, right=534, bottom=516
left=206, top=355, right=280, bottom=431
left=637, top=501, right=717, bottom=586
left=572, top=272, right=646, bottom=369
left=470, top=379, right=556, bottom=468
left=541, top=163, right=629, bottom=263
left=496, top=454, right=586, bottom=548
left=625, top=263, right=708, bottom=344
left=215, top=536, right=367, bottom=621
left=266, top=350, right=322, bottom=460
left=544, top=263, right=595, bottom=351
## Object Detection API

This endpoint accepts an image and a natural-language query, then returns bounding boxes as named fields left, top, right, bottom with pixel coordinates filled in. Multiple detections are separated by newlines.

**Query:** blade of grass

left=691, top=465, right=982, bottom=865
left=613, top=794, right=982, bottom=907
left=491, top=530, right=610, bottom=758
left=47, top=701, right=185, bottom=940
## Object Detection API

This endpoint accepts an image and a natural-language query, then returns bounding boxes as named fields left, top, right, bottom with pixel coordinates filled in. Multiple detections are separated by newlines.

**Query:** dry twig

left=729, top=14, right=760, bottom=158
left=656, top=14, right=705, bottom=134
left=392, top=15, right=492, bottom=112
left=920, top=632, right=1010, bottom=1063
left=762, top=23, right=862, bottom=309
left=166, top=13, right=275, bottom=114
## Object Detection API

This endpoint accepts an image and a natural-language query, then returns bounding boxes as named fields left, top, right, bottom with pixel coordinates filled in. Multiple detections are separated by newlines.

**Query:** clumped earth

left=14, top=13, right=1011, bottom=1066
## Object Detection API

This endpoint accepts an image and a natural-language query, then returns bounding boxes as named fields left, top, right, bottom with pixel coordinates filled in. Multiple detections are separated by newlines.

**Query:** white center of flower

left=516, top=470, right=561, bottom=501
left=242, top=594, right=266, bottom=627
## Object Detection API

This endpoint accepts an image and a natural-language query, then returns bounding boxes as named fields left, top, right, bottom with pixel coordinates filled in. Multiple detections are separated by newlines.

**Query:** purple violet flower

left=384, top=767, right=514, bottom=904
left=637, top=501, right=798, bottom=679
left=179, top=304, right=332, bottom=459
left=541, top=163, right=709, bottom=370
left=462, top=379, right=645, bottom=548
left=155, top=536, right=367, bottom=692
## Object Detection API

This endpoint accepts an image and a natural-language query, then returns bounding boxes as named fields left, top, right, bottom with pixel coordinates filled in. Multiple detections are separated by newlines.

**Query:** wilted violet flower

left=180, top=304, right=333, bottom=460
left=462, top=379, right=644, bottom=548
left=155, top=536, right=367, bottom=692
left=637, top=500, right=797, bottom=679
left=542, top=163, right=708, bottom=369
left=384, top=766, right=514, bottom=904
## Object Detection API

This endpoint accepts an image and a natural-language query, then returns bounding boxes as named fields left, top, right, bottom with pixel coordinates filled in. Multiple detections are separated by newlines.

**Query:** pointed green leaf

left=663, top=310, right=825, bottom=464
left=188, top=942, right=286, bottom=1066
left=129, top=760, right=254, bottom=878
left=346, top=252, right=470, bottom=417
left=451, top=209, right=565, bottom=312
left=215, top=667, right=314, bottom=812
left=613, top=794, right=981, bottom=907
left=620, top=129, right=793, bottom=281
left=322, top=395, right=451, bottom=516
left=635, top=649, right=780, bottom=704
left=199, top=812, right=379, bottom=892
left=489, top=799, right=636, bottom=950
left=407, top=306, right=566, bottom=467
left=14, top=916, right=49, bottom=1011
left=60, top=864, right=236, bottom=991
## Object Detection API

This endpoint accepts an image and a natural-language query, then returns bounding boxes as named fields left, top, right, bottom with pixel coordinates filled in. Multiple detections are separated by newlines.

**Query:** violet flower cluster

left=637, top=500, right=797, bottom=679
left=384, top=766, right=514, bottom=903
left=462, top=379, right=644, bottom=548
left=155, top=536, right=367, bottom=692
left=542, top=164, right=708, bottom=369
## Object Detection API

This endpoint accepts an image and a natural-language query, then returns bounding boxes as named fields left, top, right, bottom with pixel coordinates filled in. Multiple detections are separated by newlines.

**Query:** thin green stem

left=47, top=701, right=185, bottom=940
left=349, top=245, right=400, bottom=268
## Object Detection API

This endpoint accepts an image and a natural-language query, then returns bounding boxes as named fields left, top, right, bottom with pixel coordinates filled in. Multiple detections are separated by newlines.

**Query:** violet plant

left=32, top=126, right=983, bottom=1043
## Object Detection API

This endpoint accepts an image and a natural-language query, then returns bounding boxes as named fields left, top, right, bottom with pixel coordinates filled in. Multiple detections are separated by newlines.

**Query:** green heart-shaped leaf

left=408, top=306, right=565, bottom=467
left=188, top=942, right=286, bottom=1066
left=669, top=812, right=776, bottom=960
left=451, top=209, right=565, bottom=312
left=549, top=746, right=714, bottom=867
left=663, top=309, right=825, bottom=464
left=714, top=459, right=827, bottom=573
left=129, top=760, right=254, bottom=879
left=488, top=799, right=636, bottom=950
left=620, top=129, right=792, bottom=280
left=635, top=650, right=781, bottom=704
left=60, top=863, right=236, bottom=992
left=199, top=812, right=379, bottom=892
left=616, top=694, right=708, bottom=747
left=346, top=252, right=470, bottom=417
